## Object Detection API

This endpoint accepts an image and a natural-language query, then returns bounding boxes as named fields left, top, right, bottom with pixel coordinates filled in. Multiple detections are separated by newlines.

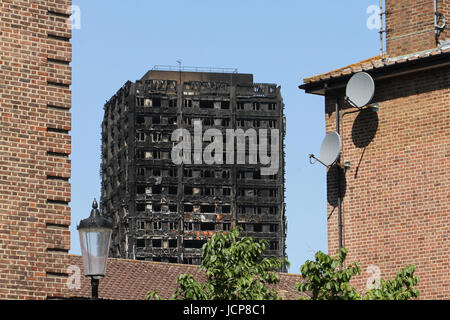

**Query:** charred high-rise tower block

left=101, top=68, right=287, bottom=267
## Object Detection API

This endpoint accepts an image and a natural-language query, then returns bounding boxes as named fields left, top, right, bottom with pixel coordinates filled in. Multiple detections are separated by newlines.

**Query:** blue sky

left=70, top=0, right=381, bottom=273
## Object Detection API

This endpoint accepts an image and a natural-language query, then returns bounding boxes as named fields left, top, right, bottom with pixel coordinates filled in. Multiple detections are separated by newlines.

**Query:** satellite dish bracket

left=345, top=96, right=379, bottom=113
left=344, top=96, right=362, bottom=110
left=309, top=153, right=329, bottom=167
left=309, top=154, right=350, bottom=171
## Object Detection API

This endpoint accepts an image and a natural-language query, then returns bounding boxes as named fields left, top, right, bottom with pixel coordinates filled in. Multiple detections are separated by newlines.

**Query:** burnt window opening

left=169, top=222, right=178, bottom=230
left=136, top=239, right=146, bottom=248
left=137, top=168, right=145, bottom=176
left=168, top=239, right=177, bottom=248
left=137, top=186, right=145, bottom=194
left=153, top=169, right=161, bottom=177
left=204, top=187, right=215, bottom=196
left=184, top=100, right=193, bottom=108
left=184, top=240, right=206, bottom=249
left=153, top=204, right=161, bottom=212
left=223, top=188, right=231, bottom=196
left=152, top=185, right=162, bottom=194
left=201, top=222, right=215, bottom=231
left=150, top=151, right=161, bottom=159
left=270, top=241, right=279, bottom=250
left=152, top=97, right=161, bottom=107
left=136, top=203, right=145, bottom=212
left=184, top=169, right=192, bottom=177
left=222, top=170, right=230, bottom=179
left=184, top=186, right=193, bottom=195
left=152, top=116, right=160, bottom=124
left=237, top=102, right=244, bottom=110
left=222, top=205, right=231, bottom=214
left=137, top=132, right=146, bottom=142
left=139, top=221, right=146, bottom=230
left=200, top=205, right=215, bottom=213
left=153, top=221, right=162, bottom=230
left=270, top=224, right=278, bottom=232
left=152, top=239, right=162, bottom=247
left=184, top=204, right=193, bottom=212
left=203, top=118, right=214, bottom=126
left=169, top=204, right=177, bottom=212
left=200, top=100, right=214, bottom=109
left=221, top=101, right=230, bottom=109
left=268, top=103, right=276, bottom=110
left=202, top=170, right=214, bottom=178
left=152, top=132, right=161, bottom=142
left=168, top=186, right=178, bottom=195
left=169, top=168, right=177, bottom=177
left=253, top=224, right=262, bottom=232
left=169, top=99, right=177, bottom=107
left=136, top=116, right=145, bottom=124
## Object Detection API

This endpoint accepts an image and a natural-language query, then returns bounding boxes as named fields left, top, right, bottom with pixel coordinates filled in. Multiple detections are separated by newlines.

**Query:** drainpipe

left=336, top=99, right=343, bottom=252
left=434, top=0, right=447, bottom=44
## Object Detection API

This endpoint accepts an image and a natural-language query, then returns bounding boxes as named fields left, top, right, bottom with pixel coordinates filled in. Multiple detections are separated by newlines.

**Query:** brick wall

left=0, top=0, right=72, bottom=299
left=385, top=0, right=449, bottom=58
left=325, top=66, right=450, bottom=299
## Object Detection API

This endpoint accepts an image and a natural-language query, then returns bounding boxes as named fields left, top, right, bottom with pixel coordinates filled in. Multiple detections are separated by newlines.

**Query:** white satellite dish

left=345, top=72, right=375, bottom=108
left=319, top=131, right=342, bottom=166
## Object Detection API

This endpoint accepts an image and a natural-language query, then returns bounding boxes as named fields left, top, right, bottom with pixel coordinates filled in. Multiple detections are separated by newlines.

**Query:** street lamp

left=77, top=199, right=113, bottom=299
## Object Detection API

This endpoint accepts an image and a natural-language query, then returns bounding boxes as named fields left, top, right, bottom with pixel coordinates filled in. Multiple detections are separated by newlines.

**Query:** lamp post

left=77, top=199, right=113, bottom=299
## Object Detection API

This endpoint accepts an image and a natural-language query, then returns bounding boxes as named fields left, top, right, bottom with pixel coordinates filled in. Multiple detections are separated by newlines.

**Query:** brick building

left=300, top=0, right=449, bottom=299
left=101, top=69, right=287, bottom=268
left=0, top=0, right=72, bottom=299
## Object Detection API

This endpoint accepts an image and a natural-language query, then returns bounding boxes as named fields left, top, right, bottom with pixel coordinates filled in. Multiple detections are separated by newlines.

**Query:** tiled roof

left=68, top=255, right=304, bottom=300
left=302, top=46, right=450, bottom=85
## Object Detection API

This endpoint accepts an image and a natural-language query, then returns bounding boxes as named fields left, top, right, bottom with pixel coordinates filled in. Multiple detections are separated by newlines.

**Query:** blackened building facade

left=101, top=68, right=287, bottom=267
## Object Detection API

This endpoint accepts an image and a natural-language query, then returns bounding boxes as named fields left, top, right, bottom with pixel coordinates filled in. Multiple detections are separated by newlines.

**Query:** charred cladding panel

left=101, top=70, right=286, bottom=270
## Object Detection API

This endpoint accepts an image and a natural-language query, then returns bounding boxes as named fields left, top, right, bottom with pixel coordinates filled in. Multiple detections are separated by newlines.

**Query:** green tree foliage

left=296, top=248, right=419, bottom=300
left=296, top=248, right=361, bottom=300
left=147, top=227, right=288, bottom=300
left=364, top=265, right=419, bottom=300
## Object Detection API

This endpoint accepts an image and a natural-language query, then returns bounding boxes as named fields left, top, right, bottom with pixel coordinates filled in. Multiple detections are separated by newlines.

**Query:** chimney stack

left=385, top=0, right=449, bottom=58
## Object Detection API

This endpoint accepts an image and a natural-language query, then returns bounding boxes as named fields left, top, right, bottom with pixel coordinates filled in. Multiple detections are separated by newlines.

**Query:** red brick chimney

left=385, top=0, right=449, bottom=58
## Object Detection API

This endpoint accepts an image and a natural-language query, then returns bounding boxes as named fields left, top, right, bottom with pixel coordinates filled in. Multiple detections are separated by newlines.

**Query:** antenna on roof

left=176, top=59, right=182, bottom=70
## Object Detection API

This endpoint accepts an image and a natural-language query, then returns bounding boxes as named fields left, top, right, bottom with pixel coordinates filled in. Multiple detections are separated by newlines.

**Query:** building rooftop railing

left=152, top=65, right=238, bottom=74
